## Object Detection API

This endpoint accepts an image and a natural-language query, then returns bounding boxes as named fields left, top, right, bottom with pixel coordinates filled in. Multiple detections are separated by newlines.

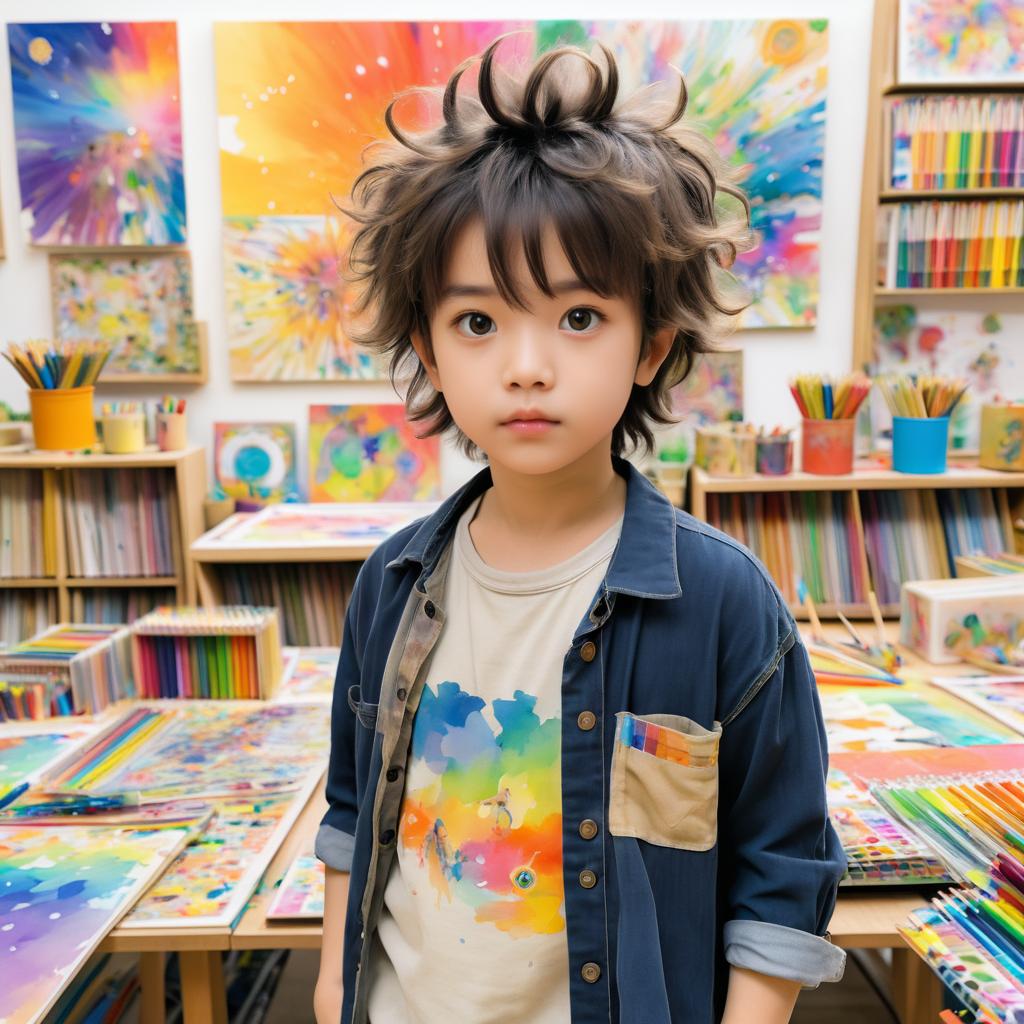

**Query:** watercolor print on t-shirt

left=398, top=681, right=564, bottom=937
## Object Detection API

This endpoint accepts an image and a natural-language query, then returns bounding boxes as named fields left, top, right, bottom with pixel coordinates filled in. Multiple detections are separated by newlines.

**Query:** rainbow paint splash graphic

left=399, top=682, right=564, bottom=938
left=8, top=22, right=186, bottom=247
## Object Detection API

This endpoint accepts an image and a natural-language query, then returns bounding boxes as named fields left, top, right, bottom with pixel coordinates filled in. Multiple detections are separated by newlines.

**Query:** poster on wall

left=898, top=0, right=1024, bottom=84
left=215, top=19, right=829, bottom=380
left=7, top=22, right=187, bottom=247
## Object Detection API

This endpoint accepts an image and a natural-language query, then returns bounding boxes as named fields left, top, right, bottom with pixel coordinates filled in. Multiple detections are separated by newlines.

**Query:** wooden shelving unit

left=853, top=0, right=1024, bottom=367
left=0, top=446, right=205, bottom=643
left=688, top=463, right=1024, bottom=620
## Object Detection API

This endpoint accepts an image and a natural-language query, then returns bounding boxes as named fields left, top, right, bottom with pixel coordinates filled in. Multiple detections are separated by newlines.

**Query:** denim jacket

left=316, top=455, right=847, bottom=1023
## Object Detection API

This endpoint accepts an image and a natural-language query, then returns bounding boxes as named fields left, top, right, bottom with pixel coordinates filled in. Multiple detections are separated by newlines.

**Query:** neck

left=478, top=440, right=626, bottom=540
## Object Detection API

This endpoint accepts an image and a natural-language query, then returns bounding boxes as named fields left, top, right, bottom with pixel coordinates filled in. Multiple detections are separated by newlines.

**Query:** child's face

left=413, top=220, right=672, bottom=476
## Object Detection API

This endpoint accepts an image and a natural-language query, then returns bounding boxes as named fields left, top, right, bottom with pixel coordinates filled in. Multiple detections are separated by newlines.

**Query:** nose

left=501, top=329, right=554, bottom=390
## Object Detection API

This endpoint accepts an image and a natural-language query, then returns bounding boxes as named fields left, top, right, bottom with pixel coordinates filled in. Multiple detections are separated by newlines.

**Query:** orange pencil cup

left=801, top=417, right=855, bottom=475
left=28, top=386, right=97, bottom=451
left=157, top=412, right=188, bottom=451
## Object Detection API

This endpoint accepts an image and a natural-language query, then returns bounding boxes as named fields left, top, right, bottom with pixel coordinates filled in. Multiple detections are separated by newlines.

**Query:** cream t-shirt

left=367, top=492, right=622, bottom=1024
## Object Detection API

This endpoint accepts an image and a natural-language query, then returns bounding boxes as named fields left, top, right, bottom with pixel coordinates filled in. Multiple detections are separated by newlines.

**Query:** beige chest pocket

left=608, top=712, right=722, bottom=852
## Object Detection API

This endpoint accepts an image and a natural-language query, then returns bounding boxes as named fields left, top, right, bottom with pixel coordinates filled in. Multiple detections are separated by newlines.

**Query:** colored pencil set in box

left=130, top=606, right=284, bottom=700
left=0, top=623, right=133, bottom=718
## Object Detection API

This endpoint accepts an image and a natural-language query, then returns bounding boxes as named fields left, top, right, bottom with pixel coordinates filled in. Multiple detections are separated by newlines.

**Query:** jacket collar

left=386, top=454, right=681, bottom=600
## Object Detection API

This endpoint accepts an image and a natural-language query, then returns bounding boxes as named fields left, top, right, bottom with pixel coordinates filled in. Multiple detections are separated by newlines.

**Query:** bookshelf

left=689, top=463, right=1024, bottom=620
left=853, top=0, right=1024, bottom=365
left=0, top=447, right=205, bottom=644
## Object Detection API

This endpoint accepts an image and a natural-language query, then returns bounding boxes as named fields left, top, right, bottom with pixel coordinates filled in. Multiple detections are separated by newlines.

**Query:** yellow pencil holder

left=979, top=404, right=1024, bottom=471
left=28, top=386, right=97, bottom=451
left=99, top=413, right=146, bottom=454
left=156, top=412, right=188, bottom=451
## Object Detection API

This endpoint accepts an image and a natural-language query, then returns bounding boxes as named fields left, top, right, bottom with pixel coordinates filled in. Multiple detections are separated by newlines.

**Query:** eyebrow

left=437, top=278, right=594, bottom=302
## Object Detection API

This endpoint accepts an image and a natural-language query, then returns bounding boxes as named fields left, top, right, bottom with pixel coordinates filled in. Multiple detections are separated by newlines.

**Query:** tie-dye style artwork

left=8, top=22, right=186, bottom=247
left=215, top=20, right=827, bottom=382
left=899, top=0, right=1024, bottom=84
left=122, top=784, right=316, bottom=929
left=214, top=422, right=298, bottom=503
left=0, top=824, right=191, bottom=1024
left=872, top=301, right=1024, bottom=449
left=308, top=404, right=442, bottom=503
left=267, top=845, right=325, bottom=919
left=398, top=681, right=564, bottom=937
left=274, top=647, right=339, bottom=704
left=658, top=350, right=743, bottom=460
left=50, top=252, right=200, bottom=380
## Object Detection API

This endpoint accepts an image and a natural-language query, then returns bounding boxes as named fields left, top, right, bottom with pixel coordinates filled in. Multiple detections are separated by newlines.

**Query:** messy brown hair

left=344, top=35, right=754, bottom=459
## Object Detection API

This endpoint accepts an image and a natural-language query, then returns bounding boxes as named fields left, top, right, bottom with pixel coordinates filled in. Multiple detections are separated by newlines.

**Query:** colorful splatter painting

left=275, top=647, right=339, bottom=704
left=899, top=0, right=1024, bottom=84
left=123, top=784, right=316, bottom=929
left=267, top=846, right=325, bottom=919
left=8, top=22, right=186, bottom=247
left=214, top=422, right=298, bottom=503
left=872, top=300, right=1024, bottom=450
left=657, top=349, right=744, bottom=460
left=215, top=20, right=828, bottom=381
left=49, top=252, right=200, bottom=380
left=932, top=676, right=1024, bottom=737
left=0, top=725, right=96, bottom=804
left=0, top=824, right=191, bottom=1024
left=308, top=404, right=442, bottom=503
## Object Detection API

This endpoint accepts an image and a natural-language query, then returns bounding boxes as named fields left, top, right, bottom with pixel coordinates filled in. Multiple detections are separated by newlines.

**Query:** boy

left=315, top=37, right=846, bottom=1024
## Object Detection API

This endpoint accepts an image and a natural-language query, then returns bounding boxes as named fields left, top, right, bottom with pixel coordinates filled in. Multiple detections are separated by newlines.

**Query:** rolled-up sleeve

left=718, top=625, right=847, bottom=988
left=314, top=586, right=361, bottom=873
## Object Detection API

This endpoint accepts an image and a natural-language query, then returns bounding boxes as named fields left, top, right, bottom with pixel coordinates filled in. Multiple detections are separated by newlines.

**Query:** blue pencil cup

left=892, top=416, right=949, bottom=473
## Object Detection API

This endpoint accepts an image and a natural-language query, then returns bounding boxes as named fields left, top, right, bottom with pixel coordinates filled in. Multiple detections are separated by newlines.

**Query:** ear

left=410, top=328, right=443, bottom=391
left=634, top=327, right=675, bottom=387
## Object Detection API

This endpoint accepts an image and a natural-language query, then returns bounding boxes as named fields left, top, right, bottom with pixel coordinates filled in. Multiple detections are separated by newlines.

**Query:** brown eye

left=456, top=313, right=495, bottom=337
left=562, top=308, right=599, bottom=332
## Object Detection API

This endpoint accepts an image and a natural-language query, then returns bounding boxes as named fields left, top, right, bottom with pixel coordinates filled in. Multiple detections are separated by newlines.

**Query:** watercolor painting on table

left=0, top=824, right=191, bottom=1024
left=50, top=252, right=201, bottom=380
left=267, top=844, right=325, bottom=919
left=214, top=422, right=298, bottom=503
left=123, top=785, right=315, bottom=929
left=872, top=301, right=1024, bottom=450
left=275, top=647, right=339, bottom=704
left=0, top=725, right=97, bottom=804
left=215, top=18, right=828, bottom=382
left=308, top=405, right=442, bottom=503
left=8, top=22, right=186, bottom=247
left=932, top=676, right=1024, bottom=737
left=898, top=0, right=1024, bottom=84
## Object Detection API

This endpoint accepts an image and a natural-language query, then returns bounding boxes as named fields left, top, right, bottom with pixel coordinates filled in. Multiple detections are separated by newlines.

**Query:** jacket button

left=397, top=687, right=408, bottom=701
left=579, top=819, right=599, bottom=840
left=424, top=600, right=436, bottom=618
left=580, top=640, right=597, bottom=662
left=581, top=962, right=601, bottom=984
left=380, top=829, right=396, bottom=845
left=579, top=869, right=598, bottom=889
left=386, top=768, right=400, bottom=783
left=577, top=710, right=597, bottom=731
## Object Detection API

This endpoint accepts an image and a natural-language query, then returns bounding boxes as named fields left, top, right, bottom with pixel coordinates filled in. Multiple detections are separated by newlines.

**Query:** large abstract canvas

left=8, top=22, right=186, bottom=247
left=0, top=824, right=190, bottom=1024
left=215, top=19, right=829, bottom=381
left=308, top=404, right=442, bottom=502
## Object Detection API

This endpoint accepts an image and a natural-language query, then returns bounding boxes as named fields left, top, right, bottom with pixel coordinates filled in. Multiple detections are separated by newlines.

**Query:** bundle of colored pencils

left=2, top=340, right=111, bottom=390
left=790, top=373, right=872, bottom=420
left=877, top=373, right=969, bottom=419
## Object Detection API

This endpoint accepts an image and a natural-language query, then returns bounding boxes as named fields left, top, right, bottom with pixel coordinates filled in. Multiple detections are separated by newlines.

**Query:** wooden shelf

left=875, top=286, right=1024, bottom=296
left=0, top=445, right=203, bottom=470
left=793, top=602, right=900, bottom=621
left=884, top=81, right=1024, bottom=95
left=879, top=189, right=1024, bottom=201
left=0, top=577, right=59, bottom=589
left=64, top=577, right=179, bottom=588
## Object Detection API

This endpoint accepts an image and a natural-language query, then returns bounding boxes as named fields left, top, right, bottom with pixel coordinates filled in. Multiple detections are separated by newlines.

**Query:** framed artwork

left=8, top=22, right=186, bottom=247
left=899, top=0, right=1024, bottom=84
left=308, top=404, right=442, bottom=502
left=215, top=19, right=828, bottom=382
left=214, top=422, right=298, bottom=503
left=49, top=252, right=204, bottom=382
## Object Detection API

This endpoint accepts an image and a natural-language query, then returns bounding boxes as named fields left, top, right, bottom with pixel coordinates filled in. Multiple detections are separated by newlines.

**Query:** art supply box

left=979, top=402, right=1024, bottom=471
left=900, top=575, right=1024, bottom=664
left=694, top=424, right=756, bottom=477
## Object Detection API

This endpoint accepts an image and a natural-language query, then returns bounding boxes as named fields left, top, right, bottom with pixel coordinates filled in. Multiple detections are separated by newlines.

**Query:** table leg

left=179, top=950, right=228, bottom=1024
left=139, top=952, right=165, bottom=1024
left=891, top=947, right=944, bottom=1024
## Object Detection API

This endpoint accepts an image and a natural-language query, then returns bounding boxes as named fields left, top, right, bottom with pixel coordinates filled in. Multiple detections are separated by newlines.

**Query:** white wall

left=0, top=0, right=874, bottom=496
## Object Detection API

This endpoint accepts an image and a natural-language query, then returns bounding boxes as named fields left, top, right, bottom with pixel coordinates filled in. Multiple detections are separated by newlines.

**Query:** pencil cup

left=100, top=413, right=146, bottom=454
left=892, top=416, right=949, bottom=474
left=756, top=436, right=793, bottom=476
left=801, top=418, right=855, bottom=475
left=157, top=412, right=188, bottom=451
left=28, top=386, right=96, bottom=451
